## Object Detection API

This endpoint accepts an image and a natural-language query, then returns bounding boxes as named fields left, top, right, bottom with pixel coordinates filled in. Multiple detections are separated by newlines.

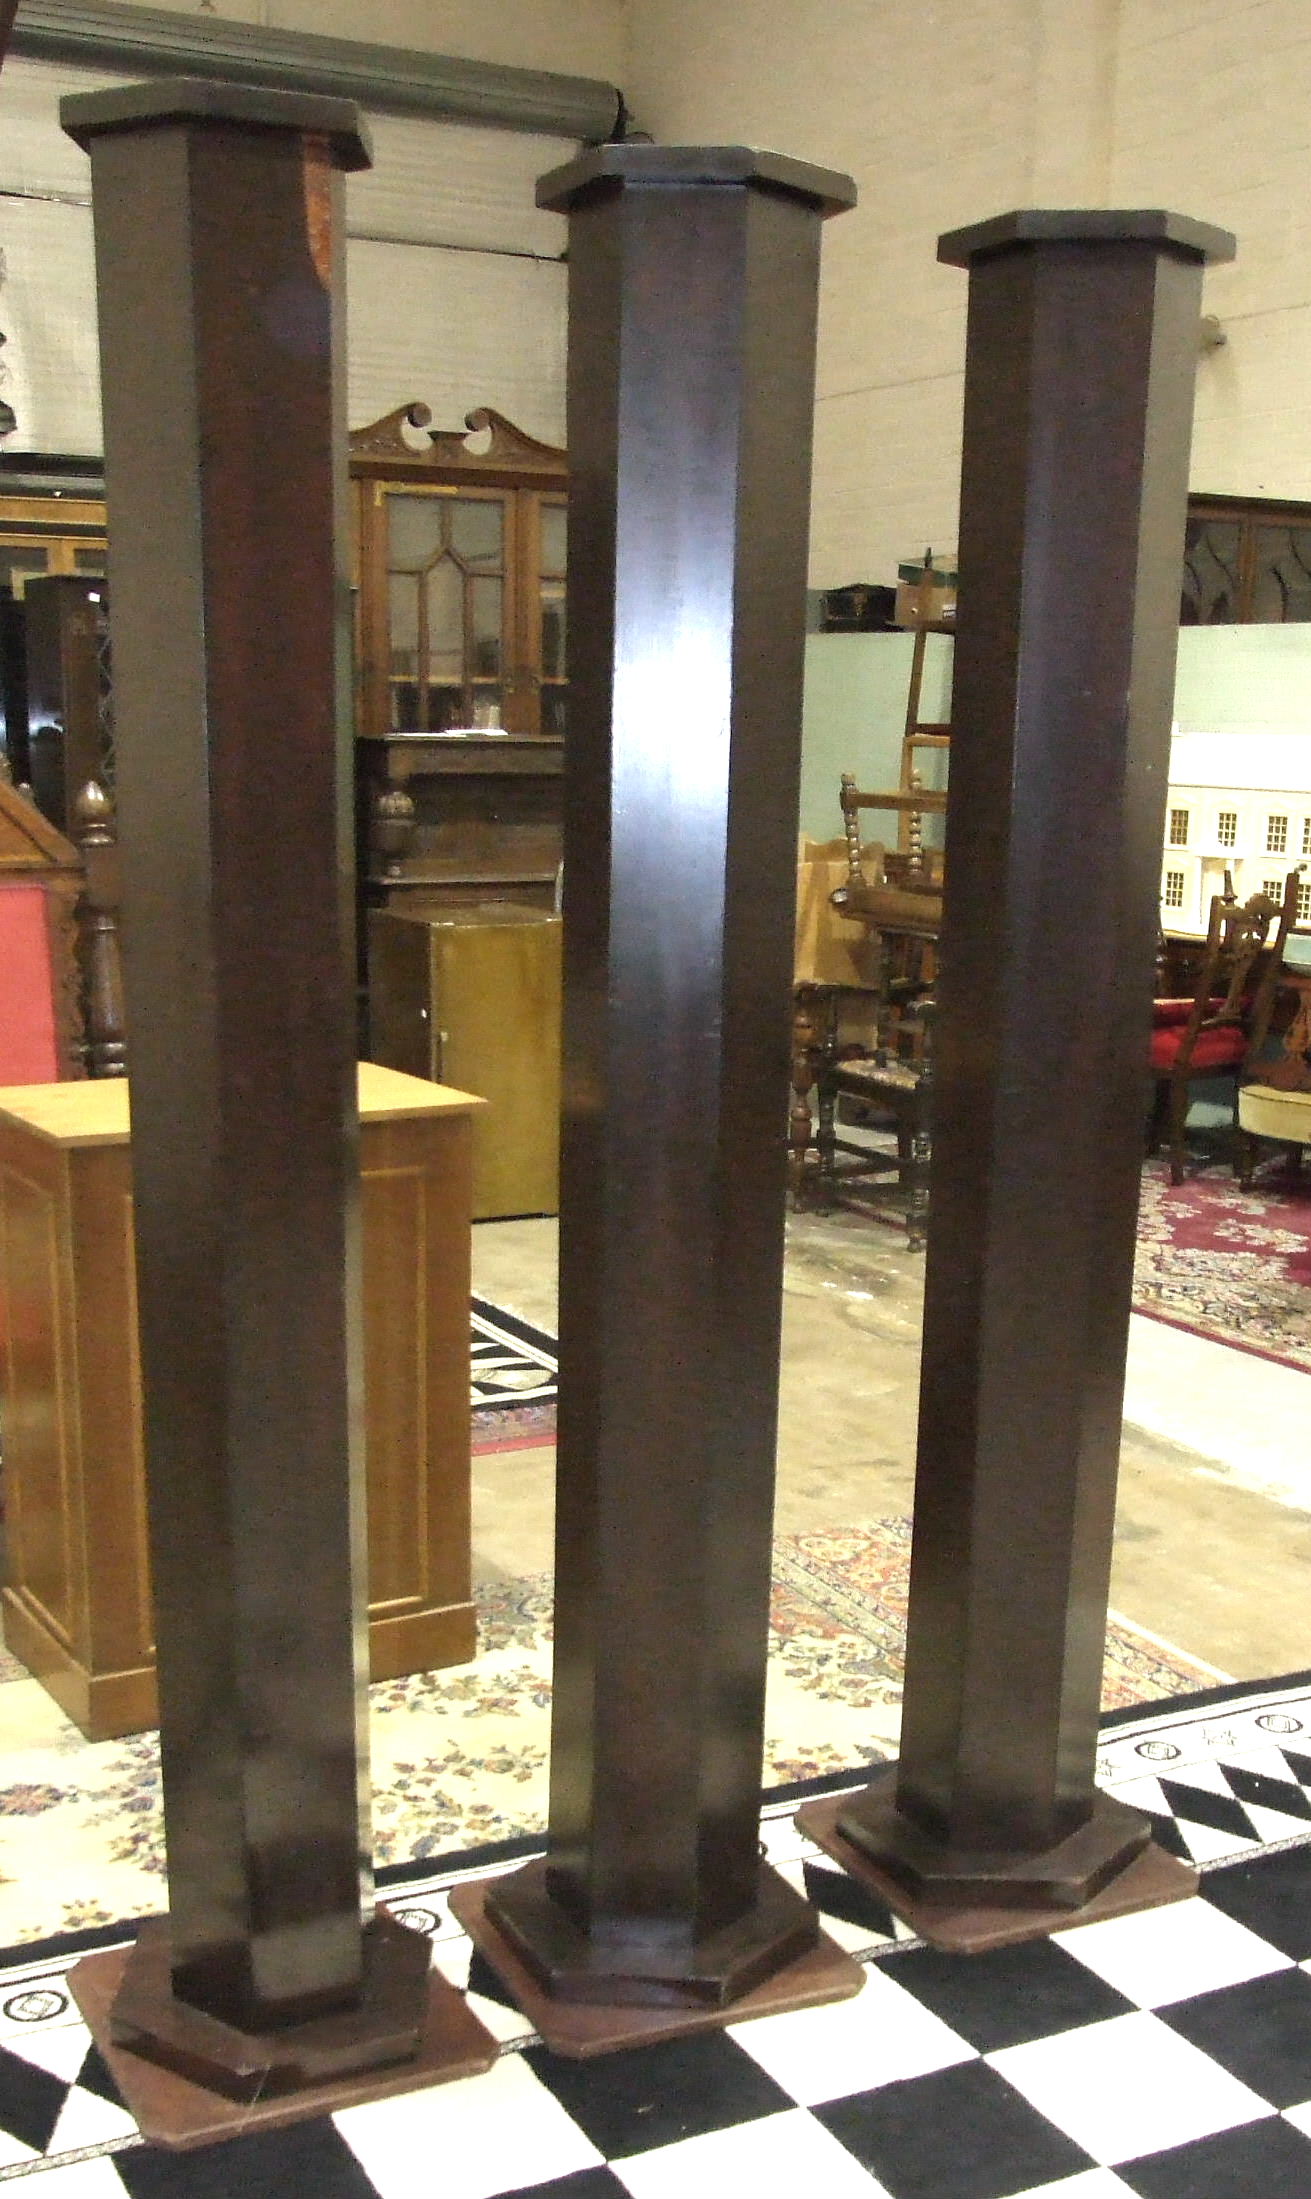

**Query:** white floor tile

left=333, top=2052, right=603, bottom=2199
left=1278, top=2099, right=1311, bottom=2140
left=1177, top=1821, right=1263, bottom=1867
left=613, top=2104, right=894, bottom=2199
left=1013, top=2173, right=1138, bottom=2196
left=0, top=2025, right=94, bottom=2085
left=1241, top=1801, right=1311, bottom=1847
left=1056, top=1893, right=1289, bottom=2006
left=47, top=2082, right=138, bottom=2153
left=729, top=1961, right=973, bottom=2103
left=989, top=2010, right=1272, bottom=2164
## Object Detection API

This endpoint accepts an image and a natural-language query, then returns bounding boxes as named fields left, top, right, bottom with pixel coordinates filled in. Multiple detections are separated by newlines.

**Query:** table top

left=0, top=1062, right=485, bottom=1148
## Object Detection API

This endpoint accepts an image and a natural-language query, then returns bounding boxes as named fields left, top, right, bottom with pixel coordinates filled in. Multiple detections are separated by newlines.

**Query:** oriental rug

left=1132, top=1155, right=1311, bottom=1375
left=0, top=1522, right=1219, bottom=1951
left=2, top=1674, right=1311, bottom=2195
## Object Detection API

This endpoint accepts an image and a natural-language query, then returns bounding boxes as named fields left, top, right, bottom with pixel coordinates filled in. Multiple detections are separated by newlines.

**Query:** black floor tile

left=466, top=1947, right=525, bottom=2012
left=1204, top=1845, right=1311, bottom=1960
left=814, top=2058, right=1093, bottom=2199
left=0, top=2042, right=72, bottom=2155
left=1158, top=1779, right=1259, bottom=1843
left=1118, top=2113, right=1309, bottom=2198
left=803, top=1860, right=898, bottom=1940
left=114, top=2117, right=380, bottom=2199
left=76, top=2040, right=128, bottom=2108
left=1156, top=1967, right=1311, bottom=2109
left=885, top=1937, right=1134, bottom=2053
left=1223, top=1766, right=1311, bottom=1821
left=522, top=2029, right=794, bottom=2160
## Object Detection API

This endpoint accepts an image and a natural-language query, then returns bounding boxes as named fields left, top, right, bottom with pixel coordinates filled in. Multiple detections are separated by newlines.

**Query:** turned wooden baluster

left=73, top=779, right=127, bottom=1078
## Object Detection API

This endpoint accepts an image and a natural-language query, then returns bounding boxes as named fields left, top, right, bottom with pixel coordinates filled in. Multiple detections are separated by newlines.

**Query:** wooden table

left=0, top=1063, right=484, bottom=1738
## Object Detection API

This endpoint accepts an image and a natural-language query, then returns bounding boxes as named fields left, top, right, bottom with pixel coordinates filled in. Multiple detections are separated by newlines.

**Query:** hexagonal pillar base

left=451, top=1870, right=863, bottom=2058
left=798, top=1780, right=1198, bottom=1955
left=69, top=1910, right=497, bottom=2149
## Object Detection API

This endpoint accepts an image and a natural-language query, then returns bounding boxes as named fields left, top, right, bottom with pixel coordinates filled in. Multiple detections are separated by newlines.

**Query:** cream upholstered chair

left=1236, top=968, right=1311, bottom=1185
left=1236, top=1082, right=1311, bottom=1184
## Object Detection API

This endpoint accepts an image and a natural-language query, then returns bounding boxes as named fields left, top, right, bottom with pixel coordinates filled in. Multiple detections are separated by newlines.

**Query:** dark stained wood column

left=459, top=147, right=858, bottom=2031
left=801, top=211, right=1235, bottom=1948
left=59, top=80, right=494, bottom=2121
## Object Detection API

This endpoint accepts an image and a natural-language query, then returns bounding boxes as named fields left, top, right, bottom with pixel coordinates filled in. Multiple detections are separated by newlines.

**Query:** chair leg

left=905, top=1094, right=931, bottom=1253
left=1236, top=1125, right=1258, bottom=1190
left=1168, top=1074, right=1188, bottom=1185
left=1145, top=1077, right=1168, bottom=1157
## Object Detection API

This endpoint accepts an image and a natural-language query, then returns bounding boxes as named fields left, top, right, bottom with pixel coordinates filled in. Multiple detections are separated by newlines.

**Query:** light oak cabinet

left=0, top=1064, right=484, bottom=1739
left=368, top=903, right=562, bottom=1221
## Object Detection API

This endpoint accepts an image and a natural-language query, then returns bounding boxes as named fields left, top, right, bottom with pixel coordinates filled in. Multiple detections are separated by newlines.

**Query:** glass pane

left=540, top=502, right=567, bottom=576
left=388, top=573, right=419, bottom=678
left=0, top=546, right=51, bottom=598
left=540, top=581, right=566, bottom=679
left=1181, top=518, right=1241, bottom=624
left=469, top=575, right=503, bottom=677
left=424, top=558, right=464, bottom=680
left=449, top=496, right=504, bottom=566
left=470, top=690, right=504, bottom=729
left=388, top=494, right=448, bottom=569
left=540, top=686, right=568, bottom=739
left=1251, top=525, right=1311, bottom=621
left=73, top=547, right=106, bottom=575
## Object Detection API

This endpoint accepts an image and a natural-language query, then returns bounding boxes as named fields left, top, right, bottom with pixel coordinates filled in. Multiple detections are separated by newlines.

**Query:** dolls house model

left=1159, top=729, right=1311, bottom=933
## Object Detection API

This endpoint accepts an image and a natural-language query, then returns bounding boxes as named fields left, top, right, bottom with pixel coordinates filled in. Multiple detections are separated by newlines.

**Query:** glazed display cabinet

left=351, top=403, right=567, bottom=922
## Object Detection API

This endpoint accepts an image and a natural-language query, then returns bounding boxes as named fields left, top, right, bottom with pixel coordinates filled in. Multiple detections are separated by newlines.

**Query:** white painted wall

left=626, top=0, right=1311, bottom=588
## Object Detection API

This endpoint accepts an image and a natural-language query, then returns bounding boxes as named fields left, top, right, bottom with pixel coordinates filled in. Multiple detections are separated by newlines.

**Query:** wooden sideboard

left=0, top=1062, right=484, bottom=1738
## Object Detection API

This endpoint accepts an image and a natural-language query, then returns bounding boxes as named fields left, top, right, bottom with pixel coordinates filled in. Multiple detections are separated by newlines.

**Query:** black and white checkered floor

left=8, top=1675, right=1311, bottom=2196
left=470, top=1297, right=558, bottom=1413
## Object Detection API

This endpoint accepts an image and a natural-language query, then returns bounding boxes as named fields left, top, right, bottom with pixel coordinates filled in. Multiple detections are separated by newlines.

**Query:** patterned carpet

left=1133, top=1154, right=1311, bottom=1373
left=0, top=1522, right=1219, bottom=1950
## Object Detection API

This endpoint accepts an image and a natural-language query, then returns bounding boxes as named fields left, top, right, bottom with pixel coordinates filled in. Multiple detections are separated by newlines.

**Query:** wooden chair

left=791, top=778, right=943, bottom=1247
left=1148, top=871, right=1299, bottom=1183
left=0, top=766, right=124, bottom=1083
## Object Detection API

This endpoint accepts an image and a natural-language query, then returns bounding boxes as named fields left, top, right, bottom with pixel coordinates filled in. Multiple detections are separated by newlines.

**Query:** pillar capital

left=938, top=205, right=1234, bottom=267
left=537, top=140, right=855, bottom=218
left=61, top=73, right=372, bottom=170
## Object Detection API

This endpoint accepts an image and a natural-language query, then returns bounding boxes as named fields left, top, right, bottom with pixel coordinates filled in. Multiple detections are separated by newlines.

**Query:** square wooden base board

left=70, top=1946, right=498, bottom=2150
left=450, top=1877, right=865, bottom=2058
left=796, top=1797, right=1199, bottom=1954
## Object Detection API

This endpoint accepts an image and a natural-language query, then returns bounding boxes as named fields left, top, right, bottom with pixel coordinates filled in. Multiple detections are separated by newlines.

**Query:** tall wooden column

left=454, top=147, right=860, bottom=2043
left=59, top=80, right=493, bottom=2130
left=801, top=212, right=1235, bottom=1949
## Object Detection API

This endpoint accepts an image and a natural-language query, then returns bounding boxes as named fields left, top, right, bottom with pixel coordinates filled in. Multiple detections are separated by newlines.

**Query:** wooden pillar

left=802, top=210, right=1235, bottom=1949
left=454, top=147, right=861, bottom=2041
left=59, top=81, right=493, bottom=2124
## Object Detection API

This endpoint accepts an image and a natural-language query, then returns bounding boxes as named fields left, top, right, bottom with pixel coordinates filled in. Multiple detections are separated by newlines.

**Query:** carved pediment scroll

left=349, top=402, right=566, bottom=479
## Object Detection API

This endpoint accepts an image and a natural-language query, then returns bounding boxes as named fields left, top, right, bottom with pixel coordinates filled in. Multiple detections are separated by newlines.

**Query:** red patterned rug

left=1133, top=1153, right=1311, bottom=1374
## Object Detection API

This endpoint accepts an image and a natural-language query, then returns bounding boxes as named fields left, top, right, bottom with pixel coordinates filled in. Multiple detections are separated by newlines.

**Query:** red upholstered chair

left=1148, top=872, right=1299, bottom=1183
left=0, top=770, right=85, bottom=1083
